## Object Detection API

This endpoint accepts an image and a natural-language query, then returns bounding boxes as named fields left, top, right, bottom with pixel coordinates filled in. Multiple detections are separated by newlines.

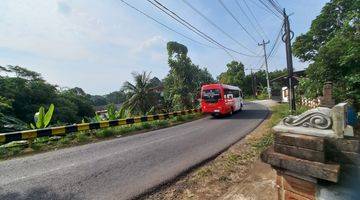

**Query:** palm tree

left=122, top=71, right=158, bottom=115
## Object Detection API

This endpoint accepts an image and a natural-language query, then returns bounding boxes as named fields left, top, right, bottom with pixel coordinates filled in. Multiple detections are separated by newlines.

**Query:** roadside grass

left=0, top=113, right=203, bottom=160
left=244, top=96, right=267, bottom=102
left=252, top=103, right=310, bottom=153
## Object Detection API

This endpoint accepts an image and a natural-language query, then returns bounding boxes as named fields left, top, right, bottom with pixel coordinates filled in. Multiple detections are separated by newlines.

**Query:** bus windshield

left=202, top=89, right=221, bottom=103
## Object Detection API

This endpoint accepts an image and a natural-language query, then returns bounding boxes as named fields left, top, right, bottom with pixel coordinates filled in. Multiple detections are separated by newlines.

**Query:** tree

left=90, top=95, right=108, bottom=106
left=7, top=65, right=43, bottom=80
left=106, top=91, right=126, bottom=104
left=217, top=61, right=245, bottom=88
left=60, top=88, right=95, bottom=121
left=122, top=71, right=159, bottom=115
left=163, top=41, right=214, bottom=110
left=293, top=0, right=360, bottom=109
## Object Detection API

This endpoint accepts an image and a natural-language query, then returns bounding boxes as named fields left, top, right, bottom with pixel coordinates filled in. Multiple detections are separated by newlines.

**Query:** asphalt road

left=0, top=102, right=268, bottom=200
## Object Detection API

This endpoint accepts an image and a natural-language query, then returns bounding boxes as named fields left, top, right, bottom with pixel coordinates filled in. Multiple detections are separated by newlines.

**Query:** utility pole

left=258, top=40, right=271, bottom=99
left=282, top=9, right=296, bottom=112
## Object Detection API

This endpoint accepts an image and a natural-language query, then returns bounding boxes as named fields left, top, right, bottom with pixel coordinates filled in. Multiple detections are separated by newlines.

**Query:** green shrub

left=169, top=116, right=179, bottom=123
left=65, top=133, right=76, bottom=140
left=32, top=142, right=45, bottom=151
left=115, top=126, right=131, bottom=135
left=95, top=128, right=114, bottom=138
left=3, top=146, right=24, bottom=156
left=153, top=120, right=169, bottom=128
left=58, top=137, right=71, bottom=145
left=177, top=115, right=186, bottom=122
left=132, top=124, right=143, bottom=131
left=184, top=114, right=194, bottom=120
left=141, top=122, right=152, bottom=129
left=34, top=136, right=50, bottom=144
left=0, top=147, right=7, bottom=157
left=75, top=132, right=89, bottom=143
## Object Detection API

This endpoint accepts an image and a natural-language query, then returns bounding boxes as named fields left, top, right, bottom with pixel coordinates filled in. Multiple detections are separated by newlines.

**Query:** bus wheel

left=229, top=108, right=234, bottom=115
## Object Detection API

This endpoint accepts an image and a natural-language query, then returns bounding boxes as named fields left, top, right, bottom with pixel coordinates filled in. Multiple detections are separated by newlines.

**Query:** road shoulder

left=142, top=100, right=278, bottom=200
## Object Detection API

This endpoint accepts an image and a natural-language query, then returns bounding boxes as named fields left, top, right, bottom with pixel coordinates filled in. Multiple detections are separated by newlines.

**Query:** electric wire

left=246, top=0, right=277, bottom=17
left=267, top=0, right=283, bottom=14
left=147, top=0, right=234, bottom=59
left=181, top=0, right=259, bottom=55
left=257, top=0, right=283, bottom=19
left=256, top=23, right=283, bottom=69
left=148, top=0, right=260, bottom=58
left=119, top=0, right=218, bottom=49
left=268, top=24, right=283, bottom=58
left=241, top=0, right=269, bottom=40
left=234, top=0, right=266, bottom=40
left=218, top=0, right=259, bottom=43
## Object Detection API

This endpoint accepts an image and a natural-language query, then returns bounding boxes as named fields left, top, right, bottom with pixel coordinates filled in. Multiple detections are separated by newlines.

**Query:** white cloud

left=0, top=1, right=94, bottom=60
left=132, top=35, right=167, bottom=53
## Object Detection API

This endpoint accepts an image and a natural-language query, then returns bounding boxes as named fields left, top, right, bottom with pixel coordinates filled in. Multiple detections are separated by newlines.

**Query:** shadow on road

left=209, top=105, right=269, bottom=120
left=0, top=187, right=81, bottom=200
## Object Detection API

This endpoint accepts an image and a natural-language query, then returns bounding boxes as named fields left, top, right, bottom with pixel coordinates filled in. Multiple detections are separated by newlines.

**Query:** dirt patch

left=142, top=103, right=278, bottom=200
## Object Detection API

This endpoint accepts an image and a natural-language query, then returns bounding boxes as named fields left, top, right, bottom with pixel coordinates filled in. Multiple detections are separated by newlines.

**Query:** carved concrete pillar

left=261, top=102, right=359, bottom=200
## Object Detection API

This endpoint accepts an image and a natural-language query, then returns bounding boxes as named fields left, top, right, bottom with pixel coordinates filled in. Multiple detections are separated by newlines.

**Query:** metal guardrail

left=0, top=108, right=201, bottom=144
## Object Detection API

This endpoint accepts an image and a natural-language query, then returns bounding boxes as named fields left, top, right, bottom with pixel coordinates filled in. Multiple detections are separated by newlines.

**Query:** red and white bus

left=201, top=84, right=244, bottom=116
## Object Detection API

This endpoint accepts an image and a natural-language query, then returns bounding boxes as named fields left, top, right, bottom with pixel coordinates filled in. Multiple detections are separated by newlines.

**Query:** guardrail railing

left=0, top=108, right=201, bottom=144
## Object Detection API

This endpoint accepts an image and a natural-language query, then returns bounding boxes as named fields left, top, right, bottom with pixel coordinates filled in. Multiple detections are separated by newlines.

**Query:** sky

left=0, top=0, right=329, bottom=95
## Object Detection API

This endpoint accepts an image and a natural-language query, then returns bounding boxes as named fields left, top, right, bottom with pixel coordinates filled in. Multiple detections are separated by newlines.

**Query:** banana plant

left=106, top=104, right=117, bottom=120
left=30, top=104, right=55, bottom=129
left=116, top=106, right=131, bottom=119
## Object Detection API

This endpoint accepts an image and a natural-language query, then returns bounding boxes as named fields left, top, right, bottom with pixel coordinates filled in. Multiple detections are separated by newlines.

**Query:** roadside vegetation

left=0, top=41, right=213, bottom=134
left=0, top=113, right=202, bottom=160
left=293, top=0, right=359, bottom=110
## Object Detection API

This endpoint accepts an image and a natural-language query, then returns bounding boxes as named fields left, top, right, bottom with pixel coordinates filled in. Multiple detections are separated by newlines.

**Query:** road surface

left=0, top=102, right=268, bottom=200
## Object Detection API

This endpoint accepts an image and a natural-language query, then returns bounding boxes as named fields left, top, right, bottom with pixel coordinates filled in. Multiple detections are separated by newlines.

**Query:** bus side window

left=224, top=89, right=229, bottom=99
left=233, top=90, right=239, bottom=98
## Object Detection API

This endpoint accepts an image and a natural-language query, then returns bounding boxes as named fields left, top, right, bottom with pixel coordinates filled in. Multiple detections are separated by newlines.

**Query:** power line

left=148, top=0, right=258, bottom=58
left=147, top=0, right=234, bottom=59
left=241, top=0, right=269, bottom=40
left=246, top=0, right=276, bottom=17
left=118, top=0, right=218, bottom=49
left=268, top=24, right=283, bottom=58
left=256, top=23, right=283, bottom=69
left=234, top=0, right=266, bottom=40
left=218, top=0, right=259, bottom=43
left=257, top=0, right=283, bottom=19
left=267, top=0, right=283, bottom=14
left=181, top=0, right=259, bottom=56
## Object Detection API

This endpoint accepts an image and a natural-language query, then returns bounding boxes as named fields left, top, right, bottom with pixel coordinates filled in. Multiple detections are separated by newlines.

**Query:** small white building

left=281, top=87, right=289, bottom=103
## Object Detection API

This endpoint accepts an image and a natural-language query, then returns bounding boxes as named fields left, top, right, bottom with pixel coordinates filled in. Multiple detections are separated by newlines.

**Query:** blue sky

left=0, top=0, right=329, bottom=95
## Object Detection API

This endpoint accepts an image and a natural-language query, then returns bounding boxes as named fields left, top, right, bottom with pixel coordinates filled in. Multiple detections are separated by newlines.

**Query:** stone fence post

left=261, top=102, right=359, bottom=200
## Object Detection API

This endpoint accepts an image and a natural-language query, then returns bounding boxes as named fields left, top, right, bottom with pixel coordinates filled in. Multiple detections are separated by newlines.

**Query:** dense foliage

left=163, top=41, right=215, bottom=110
left=217, top=61, right=245, bottom=89
left=0, top=65, right=96, bottom=131
left=121, top=72, right=161, bottom=115
left=217, top=61, right=287, bottom=98
left=293, top=0, right=359, bottom=109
